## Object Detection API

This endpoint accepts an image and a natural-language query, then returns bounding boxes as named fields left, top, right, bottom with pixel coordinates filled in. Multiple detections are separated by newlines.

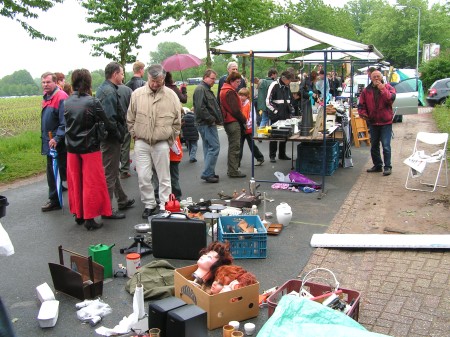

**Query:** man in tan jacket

left=127, top=64, right=181, bottom=219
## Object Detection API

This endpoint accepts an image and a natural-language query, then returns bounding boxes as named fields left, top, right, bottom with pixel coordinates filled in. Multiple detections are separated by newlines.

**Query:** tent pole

left=250, top=51, right=255, bottom=179
left=319, top=51, right=328, bottom=199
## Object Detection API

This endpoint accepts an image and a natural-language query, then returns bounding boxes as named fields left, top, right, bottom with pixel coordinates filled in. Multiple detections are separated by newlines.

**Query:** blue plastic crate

left=218, top=215, right=267, bottom=259
left=297, top=140, right=339, bottom=162
left=296, top=140, right=339, bottom=176
left=296, top=157, right=339, bottom=176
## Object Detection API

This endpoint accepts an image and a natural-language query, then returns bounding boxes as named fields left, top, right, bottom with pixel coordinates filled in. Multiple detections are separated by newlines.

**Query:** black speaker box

left=148, top=297, right=186, bottom=337
left=151, top=213, right=206, bottom=260
left=166, top=304, right=208, bottom=337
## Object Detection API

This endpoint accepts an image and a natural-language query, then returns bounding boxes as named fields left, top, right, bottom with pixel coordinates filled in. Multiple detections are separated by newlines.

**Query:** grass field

left=0, top=86, right=197, bottom=184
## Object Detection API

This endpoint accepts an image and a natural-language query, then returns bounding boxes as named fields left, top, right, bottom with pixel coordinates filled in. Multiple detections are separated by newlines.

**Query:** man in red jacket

left=357, top=70, right=396, bottom=176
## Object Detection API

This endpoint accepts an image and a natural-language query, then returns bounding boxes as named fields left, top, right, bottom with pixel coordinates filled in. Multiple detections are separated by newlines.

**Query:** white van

left=337, top=75, right=371, bottom=99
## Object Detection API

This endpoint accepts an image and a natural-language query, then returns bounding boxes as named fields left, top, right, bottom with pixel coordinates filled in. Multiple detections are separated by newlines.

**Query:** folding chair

left=405, top=132, right=448, bottom=192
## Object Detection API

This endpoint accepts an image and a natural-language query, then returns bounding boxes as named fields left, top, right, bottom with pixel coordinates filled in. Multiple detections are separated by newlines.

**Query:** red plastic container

left=267, top=279, right=361, bottom=321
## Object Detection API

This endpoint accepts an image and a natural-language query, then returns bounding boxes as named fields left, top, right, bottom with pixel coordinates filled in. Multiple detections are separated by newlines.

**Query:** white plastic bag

left=0, top=222, right=14, bottom=256
left=76, top=299, right=112, bottom=321
left=274, top=171, right=291, bottom=183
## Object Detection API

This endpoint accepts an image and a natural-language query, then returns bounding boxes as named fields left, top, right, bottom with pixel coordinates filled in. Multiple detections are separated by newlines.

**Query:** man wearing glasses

left=127, top=64, right=182, bottom=218
left=193, top=70, right=223, bottom=183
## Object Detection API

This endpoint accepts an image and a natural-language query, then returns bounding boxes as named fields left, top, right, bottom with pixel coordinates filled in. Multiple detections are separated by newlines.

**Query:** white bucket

left=126, top=253, right=141, bottom=278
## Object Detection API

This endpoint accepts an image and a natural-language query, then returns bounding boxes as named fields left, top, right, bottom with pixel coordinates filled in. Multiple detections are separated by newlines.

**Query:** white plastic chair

left=405, top=132, right=448, bottom=192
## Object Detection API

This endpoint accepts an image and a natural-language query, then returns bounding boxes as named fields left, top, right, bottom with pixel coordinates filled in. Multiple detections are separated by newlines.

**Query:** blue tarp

left=257, top=296, right=392, bottom=337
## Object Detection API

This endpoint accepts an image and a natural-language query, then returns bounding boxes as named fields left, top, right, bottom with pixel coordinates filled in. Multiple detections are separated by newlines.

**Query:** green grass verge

left=0, top=131, right=46, bottom=183
left=432, top=105, right=450, bottom=155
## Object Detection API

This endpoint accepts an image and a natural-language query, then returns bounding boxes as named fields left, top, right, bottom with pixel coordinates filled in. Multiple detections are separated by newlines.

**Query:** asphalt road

left=0, top=128, right=370, bottom=336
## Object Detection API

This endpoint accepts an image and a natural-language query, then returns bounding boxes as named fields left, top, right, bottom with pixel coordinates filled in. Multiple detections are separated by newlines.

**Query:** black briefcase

left=151, top=213, right=207, bottom=260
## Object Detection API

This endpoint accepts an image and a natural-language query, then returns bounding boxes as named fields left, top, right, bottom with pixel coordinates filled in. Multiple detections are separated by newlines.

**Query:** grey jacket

left=193, top=81, right=223, bottom=126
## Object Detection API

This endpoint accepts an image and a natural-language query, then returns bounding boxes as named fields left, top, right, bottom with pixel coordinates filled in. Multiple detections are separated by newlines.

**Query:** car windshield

left=393, top=78, right=419, bottom=93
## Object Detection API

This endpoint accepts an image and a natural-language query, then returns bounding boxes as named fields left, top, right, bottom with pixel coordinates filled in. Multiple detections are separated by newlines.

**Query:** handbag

left=165, top=194, right=181, bottom=213
left=93, top=97, right=108, bottom=142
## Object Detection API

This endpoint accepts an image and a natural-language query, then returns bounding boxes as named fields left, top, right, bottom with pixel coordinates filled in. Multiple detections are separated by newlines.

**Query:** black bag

left=95, top=122, right=108, bottom=142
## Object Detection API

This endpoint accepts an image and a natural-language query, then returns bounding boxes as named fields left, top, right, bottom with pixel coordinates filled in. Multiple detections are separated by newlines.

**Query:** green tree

left=0, top=70, right=40, bottom=96
left=149, top=42, right=189, bottom=64
left=170, top=0, right=281, bottom=67
left=284, top=0, right=356, bottom=40
left=92, top=69, right=106, bottom=92
left=419, top=51, right=450, bottom=90
left=350, top=0, right=449, bottom=69
left=79, top=0, right=182, bottom=75
left=0, top=0, right=63, bottom=41
left=344, top=0, right=385, bottom=37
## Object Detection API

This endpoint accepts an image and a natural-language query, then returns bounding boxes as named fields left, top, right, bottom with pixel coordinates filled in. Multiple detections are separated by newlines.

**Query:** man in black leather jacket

left=96, top=62, right=134, bottom=219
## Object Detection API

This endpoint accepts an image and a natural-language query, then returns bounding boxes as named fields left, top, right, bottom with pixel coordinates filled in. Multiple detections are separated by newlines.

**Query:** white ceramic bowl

left=134, top=223, right=151, bottom=233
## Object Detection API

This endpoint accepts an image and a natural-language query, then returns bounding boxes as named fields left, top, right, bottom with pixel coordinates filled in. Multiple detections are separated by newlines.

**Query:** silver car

left=391, top=78, right=420, bottom=122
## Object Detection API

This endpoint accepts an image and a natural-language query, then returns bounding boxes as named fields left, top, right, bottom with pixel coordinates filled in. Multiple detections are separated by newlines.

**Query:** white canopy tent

left=211, top=23, right=384, bottom=60
left=211, top=24, right=384, bottom=195
left=294, top=47, right=381, bottom=63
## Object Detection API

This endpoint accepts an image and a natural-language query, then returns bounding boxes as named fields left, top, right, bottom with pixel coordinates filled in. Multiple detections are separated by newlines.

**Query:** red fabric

left=358, top=83, right=396, bottom=125
left=170, top=137, right=183, bottom=162
left=241, top=100, right=253, bottom=135
left=67, top=152, right=112, bottom=219
left=219, top=83, right=245, bottom=124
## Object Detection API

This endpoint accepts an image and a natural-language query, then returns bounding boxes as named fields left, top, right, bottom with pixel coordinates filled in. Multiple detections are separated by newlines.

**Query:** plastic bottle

left=302, top=186, right=316, bottom=193
left=249, top=178, right=256, bottom=196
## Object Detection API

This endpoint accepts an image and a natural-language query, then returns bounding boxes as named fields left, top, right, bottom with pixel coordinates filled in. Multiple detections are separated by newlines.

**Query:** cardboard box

left=174, top=265, right=259, bottom=330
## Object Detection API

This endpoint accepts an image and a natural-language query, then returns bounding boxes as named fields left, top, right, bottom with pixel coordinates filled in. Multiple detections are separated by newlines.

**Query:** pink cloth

left=67, top=152, right=112, bottom=219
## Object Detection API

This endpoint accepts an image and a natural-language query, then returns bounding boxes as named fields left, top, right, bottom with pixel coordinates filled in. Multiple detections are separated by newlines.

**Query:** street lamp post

left=395, top=4, right=421, bottom=78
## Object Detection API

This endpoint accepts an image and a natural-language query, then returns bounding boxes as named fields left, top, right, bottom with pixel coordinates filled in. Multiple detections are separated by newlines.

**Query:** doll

left=192, top=241, right=233, bottom=287
left=210, top=265, right=257, bottom=295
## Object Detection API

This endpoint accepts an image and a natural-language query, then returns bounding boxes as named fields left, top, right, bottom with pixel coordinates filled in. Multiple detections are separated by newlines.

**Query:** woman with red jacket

left=219, top=72, right=248, bottom=178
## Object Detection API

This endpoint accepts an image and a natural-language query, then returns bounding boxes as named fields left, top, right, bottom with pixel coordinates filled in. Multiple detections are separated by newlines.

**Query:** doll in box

left=210, top=265, right=257, bottom=295
left=192, top=241, right=233, bottom=287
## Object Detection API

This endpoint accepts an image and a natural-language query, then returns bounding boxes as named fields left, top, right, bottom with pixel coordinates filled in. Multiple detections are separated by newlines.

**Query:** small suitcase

left=151, top=213, right=207, bottom=260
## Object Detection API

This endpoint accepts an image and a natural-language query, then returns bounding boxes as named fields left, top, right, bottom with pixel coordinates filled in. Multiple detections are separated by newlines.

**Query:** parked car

left=391, top=77, right=421, bottom=122
left=337, top=75, right=371, bottom=101
left=426, top=78, right=450, bottom=107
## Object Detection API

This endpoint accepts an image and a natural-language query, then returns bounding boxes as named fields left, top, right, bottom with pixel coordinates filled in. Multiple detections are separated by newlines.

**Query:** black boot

left=84, top=219, right=103, bottom=230
left=74, top=215, right=84, bottom=225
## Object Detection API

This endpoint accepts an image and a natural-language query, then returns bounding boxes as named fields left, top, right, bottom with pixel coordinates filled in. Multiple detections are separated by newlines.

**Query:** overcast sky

left=0, top=0, right=442, bottom=79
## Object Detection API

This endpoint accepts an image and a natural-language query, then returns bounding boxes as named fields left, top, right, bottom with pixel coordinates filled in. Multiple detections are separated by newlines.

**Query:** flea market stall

left=210, top=23, right=384, bottom=196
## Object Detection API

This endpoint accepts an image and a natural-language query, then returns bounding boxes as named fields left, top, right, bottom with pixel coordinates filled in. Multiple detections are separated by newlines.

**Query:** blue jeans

left=369, top=124, right=392, bottom=169
left=197, top=125, right=220, bottom=178
left=260, top=110, right=269, bottom=127
left=186, top=140, right=198, bottom=161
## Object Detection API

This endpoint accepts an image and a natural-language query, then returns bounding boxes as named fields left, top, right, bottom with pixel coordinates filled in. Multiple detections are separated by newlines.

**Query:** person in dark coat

left=64, top=69, right=118, bottom=230
left=125, top=61, right=146, bottom=91
left=266, top=70, right=295, bottom=162
left=164, top=71, right=188, bottom=103
left=181, top=108, right=199, bottom=162
left=40, top=72, right=68, bottom=212
left=358, top=70, right=396, bottom=176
